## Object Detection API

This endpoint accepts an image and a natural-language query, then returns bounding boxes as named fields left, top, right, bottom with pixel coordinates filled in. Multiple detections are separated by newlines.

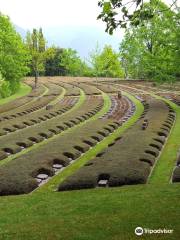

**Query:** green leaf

left=103, top=2, right=111, bottom=14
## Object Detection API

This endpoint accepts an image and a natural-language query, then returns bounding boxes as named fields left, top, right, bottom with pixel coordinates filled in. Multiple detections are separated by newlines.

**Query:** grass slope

left=37, top=91, right=143, bottom=192
left=0, top=184, right=179, bottom=240
left=119, top=84, right=180, bottom=184
left=0, top=83, right=31, bottom=105
left=149, top=98, right=180, bottom=184
left=49, top=86, right=66, bottom=105
left=0, top=89, right=85, bottom=167
left=0, top=86, right=179, bottom=240
left=36, top=90, right=112, bottom=192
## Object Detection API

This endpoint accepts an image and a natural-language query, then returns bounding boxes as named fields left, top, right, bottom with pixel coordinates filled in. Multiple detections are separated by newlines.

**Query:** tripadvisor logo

left=135, top=226, right=174, bottom=236
left=135, top=227, right=143, bottom=236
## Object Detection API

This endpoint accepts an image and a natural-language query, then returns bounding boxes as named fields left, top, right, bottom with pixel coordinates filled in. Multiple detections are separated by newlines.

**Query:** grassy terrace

left=17, top=83, right=61, bottom=110
left=31, top=84, right=49, bottom=99
left=0, top=83, right=31, bottom=105
left=50, top=86, right=66, bottom=105
left=0, top=83, right=49, bottom=116
left=117, top=84, right=180, bottom=184
left=0, top=88, right=106, bottom=195
left=149, top=97, right=180, bottom=184
left=0, top=88, right=85, bottom=167
left=37, top=91, right=143, bottom=192
left=0, top=85, right=179, bottom=240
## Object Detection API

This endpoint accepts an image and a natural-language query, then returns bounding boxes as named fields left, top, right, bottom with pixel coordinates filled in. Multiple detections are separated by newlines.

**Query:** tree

left=0, top=70, right=11, bottom=98
left=38, top=28, right=46, bottom=53
left=26, top=28, right=46, bottom=87
left=80, top=61, right=93, bottom=77
left=120, top=1, right=180, bottom=82
left=0, top=13, right=29, bottom=95
left=44, top=47, right=66, bottom=76
left=97, top=0, right=178, bottom=33
left=90, top=45, right=124, bottom=78
left=60, top=48, right=84, bottom=76
left=173, top=10, right=180, bottom=78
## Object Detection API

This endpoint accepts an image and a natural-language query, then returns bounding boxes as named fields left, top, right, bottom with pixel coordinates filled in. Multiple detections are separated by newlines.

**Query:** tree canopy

left=60, top=48, right=83, bottom=76
left=44, top=47, right=66, bottom=76
left=25, top=28, right=46, bottom=87
left=90, top=45, right=124, bottom=78
left=97, top=0, right=179, bottom=33
left=119, top=1, right=180, bottom=82
left=0, top=13, right=29, bottom=97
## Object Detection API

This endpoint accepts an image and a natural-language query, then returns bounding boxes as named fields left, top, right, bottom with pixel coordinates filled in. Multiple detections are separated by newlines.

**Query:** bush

left=9, top=80, right=20, bottom=94
left=0, top=81, right=12, bottom=98
left=0, top=79, right=21, bottom=98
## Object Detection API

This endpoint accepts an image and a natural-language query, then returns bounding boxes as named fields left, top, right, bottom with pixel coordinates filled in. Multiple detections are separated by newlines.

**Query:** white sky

left=0, top=0, right=102, bottom=29
left=0, top=0, right=179, bottom=29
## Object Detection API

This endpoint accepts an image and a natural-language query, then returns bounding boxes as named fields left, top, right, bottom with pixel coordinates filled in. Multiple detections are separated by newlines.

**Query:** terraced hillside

left=0, top=77, right=179, bottom=240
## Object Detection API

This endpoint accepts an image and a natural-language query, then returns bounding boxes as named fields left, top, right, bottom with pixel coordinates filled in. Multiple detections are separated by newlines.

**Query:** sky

left=0, top=0, right=124, bottom=59
left=0, top=0, right=178, bottom=29
left=0, top=0, right=178, bottom=59
left=0, top=0, right=103, bottom=29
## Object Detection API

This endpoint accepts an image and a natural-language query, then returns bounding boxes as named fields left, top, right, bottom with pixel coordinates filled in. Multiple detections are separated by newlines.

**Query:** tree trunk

left=124, top=64, right=128, bottom=79
left=35, top=71, right=39, bottom=88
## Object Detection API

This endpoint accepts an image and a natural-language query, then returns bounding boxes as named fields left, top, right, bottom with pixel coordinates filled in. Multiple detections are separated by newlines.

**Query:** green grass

left=0, top=83, right=31, bottom=105
left=149, top=98, right=180, bottom=184
left=0, top=184, right=179, bottom=240
left=37, top=91, right=144, bottom=192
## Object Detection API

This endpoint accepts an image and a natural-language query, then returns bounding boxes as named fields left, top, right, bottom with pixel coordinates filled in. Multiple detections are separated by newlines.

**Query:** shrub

left=0, top=80, right=12, bottom=98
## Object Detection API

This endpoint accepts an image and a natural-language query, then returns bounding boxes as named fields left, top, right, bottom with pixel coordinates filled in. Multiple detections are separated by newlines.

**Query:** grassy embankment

left=37, top=91, right=143, bottom=192
left=0, top=83, right=31, bottom=105
left=149, top=96, right=180, bottom=183
left=0, top=88, right=85, bottom=167
left=118, top=83, right=180, bottom=184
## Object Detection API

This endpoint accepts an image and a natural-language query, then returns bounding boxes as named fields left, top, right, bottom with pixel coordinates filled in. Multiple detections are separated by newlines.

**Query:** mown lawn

left=0, top=184, right=179, bottom=240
